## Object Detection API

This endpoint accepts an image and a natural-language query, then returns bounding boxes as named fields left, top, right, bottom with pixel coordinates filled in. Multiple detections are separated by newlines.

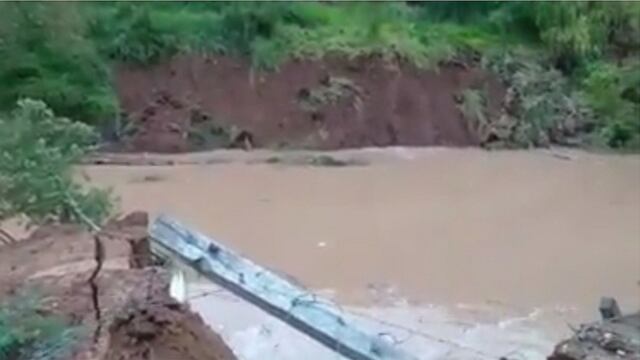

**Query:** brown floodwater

left=84, top=148, right=640, bottom=312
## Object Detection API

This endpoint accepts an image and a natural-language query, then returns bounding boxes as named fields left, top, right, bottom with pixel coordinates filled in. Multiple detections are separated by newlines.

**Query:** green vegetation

left=580, top=61, right=640, bottom=148
left=0, top=291, right=78, bottom=360
left=0, top=99, right=113, bottom=227
left=481, top=49, right=594, bottom=148
left=0, top=2, right=637, bottom=149
left=0, top=100, right=109, bottom=356
left=0, top=3, right=118, bottom=126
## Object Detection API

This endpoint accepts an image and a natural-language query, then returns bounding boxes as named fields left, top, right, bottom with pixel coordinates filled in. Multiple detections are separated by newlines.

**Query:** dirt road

left=84, top=148, right=640, bottom=313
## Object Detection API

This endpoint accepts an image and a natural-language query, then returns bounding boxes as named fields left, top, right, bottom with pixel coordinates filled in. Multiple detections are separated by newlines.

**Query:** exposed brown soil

left=105, top=289, right=236, bottom=360
left=115, top=55, right=504, bottom=152
left=0, top=213, right=237, bottom=360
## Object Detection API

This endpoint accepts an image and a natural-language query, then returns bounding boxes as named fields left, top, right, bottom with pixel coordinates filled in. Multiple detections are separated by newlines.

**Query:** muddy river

left=85, top=148, right=640, bottom=308
left=84, top=147, right=640, bottom=358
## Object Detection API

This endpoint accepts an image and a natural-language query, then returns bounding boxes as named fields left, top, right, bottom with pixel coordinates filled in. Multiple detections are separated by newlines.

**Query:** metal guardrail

left=149, top=214, right=417, bottom=360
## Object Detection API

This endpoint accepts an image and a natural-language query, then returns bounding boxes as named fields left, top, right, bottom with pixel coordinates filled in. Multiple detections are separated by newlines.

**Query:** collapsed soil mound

left=105, top=291, right=236, bottom=360
left=115, top=55, right=504, bottom=152
left=0, top=214, right=237, bottom=360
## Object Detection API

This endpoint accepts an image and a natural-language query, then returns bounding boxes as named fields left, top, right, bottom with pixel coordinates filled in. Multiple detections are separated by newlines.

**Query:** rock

left=600, top=297, right=622, bottom=320
left=117, top=211, right=150, bottom=228
left=127, top=235, right=153, bottom=269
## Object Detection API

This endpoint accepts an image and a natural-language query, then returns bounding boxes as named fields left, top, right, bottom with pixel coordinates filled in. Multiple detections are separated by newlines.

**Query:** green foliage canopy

left=0, top=99, right=113, bottom=226
left=0, top=3, right=118, bottom=126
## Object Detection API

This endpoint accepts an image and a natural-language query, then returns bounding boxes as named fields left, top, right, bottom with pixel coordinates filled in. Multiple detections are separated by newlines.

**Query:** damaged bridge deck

left=149, top=214, right=417, bottom=360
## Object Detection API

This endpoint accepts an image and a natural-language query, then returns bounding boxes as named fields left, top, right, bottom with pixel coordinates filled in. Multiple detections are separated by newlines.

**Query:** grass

left=86, top=2, right=501, bottom=70
left=0, top=3, right=118, bottom=126
left=0, top=291, right=79, bottom=360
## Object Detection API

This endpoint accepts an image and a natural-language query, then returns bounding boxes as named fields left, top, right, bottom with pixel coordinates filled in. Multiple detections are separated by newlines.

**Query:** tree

left=0, top=2, right=118, bottom=125
left=0, top=99, right=113, bottom=229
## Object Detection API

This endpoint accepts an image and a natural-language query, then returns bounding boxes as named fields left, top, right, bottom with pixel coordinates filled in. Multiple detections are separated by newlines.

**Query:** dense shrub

left=87, top=2, right=497, bottom=70
left=0, top=3, right=118, bottom=125
left=0, top=292, right=78, bottom=360
left=414, top=1, right=504, bottom=23
left=580, top=61, right=640, bottom=148
left=0, top=99, right=113, bottom=226
left=89, top=3, right=180, bottom=64
left=493, top=2, right=640, bottom=71
left=480, top=50, right=593, bottom=148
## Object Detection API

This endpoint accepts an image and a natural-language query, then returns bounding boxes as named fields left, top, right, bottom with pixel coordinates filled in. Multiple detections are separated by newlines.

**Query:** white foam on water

left=186, top=282, right=567, bottom=360
left=169, top=267, right=188, bottom=302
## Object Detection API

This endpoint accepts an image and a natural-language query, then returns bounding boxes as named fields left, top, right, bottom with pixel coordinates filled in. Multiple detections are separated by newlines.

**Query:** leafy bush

left=0, top=292, right=78, bottom=360
left=415, top=1, right=504, bottom=23
left=535, top=3, right=604, bottom=65
left=493, top=2, right=640, bottom=71
left=0, top=99, right=113, bottom=227
left=89, top=3, right=180, bottom=64
left=480, top=50, right=593, bottom=148
left=215, top=3, right=288, bottom=56
left=85, top=2, right=498, bottom=70
left=580, top=61, right=640, bottom=148
left=0, top=3, right=118, bottom=125
left=488, top=2, right=640, bottom=148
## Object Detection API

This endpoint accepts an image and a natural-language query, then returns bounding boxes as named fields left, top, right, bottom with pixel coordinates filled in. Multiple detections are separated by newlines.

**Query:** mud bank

left=105, top=284, right=236, bottom=360
left=114, top=55, right=504, bottom=152
left=176, top=267, right=570, bottom=360
left=0, top=216, right=236, bottom=360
